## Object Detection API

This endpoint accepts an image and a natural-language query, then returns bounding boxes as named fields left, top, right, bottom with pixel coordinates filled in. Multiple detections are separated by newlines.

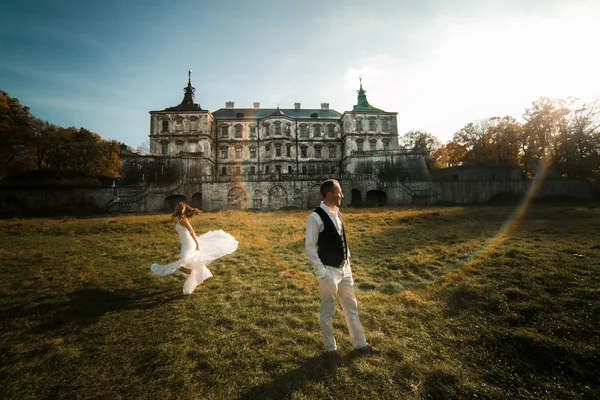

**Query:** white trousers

left=318, top=263, right=367, bottom=352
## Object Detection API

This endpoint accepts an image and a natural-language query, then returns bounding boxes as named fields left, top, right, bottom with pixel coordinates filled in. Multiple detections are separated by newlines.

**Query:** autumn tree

left=521, top=97, right=570, bottom=175
left=555, top=98, right=600, bottom=180
left=0, top=91, right=35, bottom=180
left=0, top=91, right=121, bottom=183
left=399, top=130, right=443, bottom=169
left=486, top=116, right=522, bottom=166
left=451, top=120, right=493, bottom=165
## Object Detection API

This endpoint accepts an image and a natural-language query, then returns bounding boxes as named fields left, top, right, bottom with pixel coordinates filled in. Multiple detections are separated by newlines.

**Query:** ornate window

left=356, top=139, right=364, bottom=152
left=368, top=118, right=376, bottom=132
left=265, top=165, right=270, bottom=174
left=250, top=166, right=256, bottom=174
left=250, top=125, right=257, bottom=138
left=314, top=125, right=321, bottom=137
left=329, top=145, right=336, bottom=159
left=162, top=120, right=169, bottom=132
left=355, top=119, right=362, bottom=131
left=249, top=146, right=257, bottom=159
left=328, top=125, right=335, bottom=137
left=286, top=123, right=291, bottom=136
left=300, top=146, right=307, bottom=158
left=221, top=125, right=228, bottom=138
left=299, top=124, right=308, bottom=138
left=370, top=140, right=377, bottom=151
left=286, top=144, right=291, bottom=157
left=235, top=124, right=243, bottom=138
left=221, top=146, right=228, bottom=159
left=235, top=146, right=242, bottom=159
left=315, top=146, right=322, bottom=159
left=383, top=140, right=390, bottom=151
left=275, top=143, right=282, bottom=157
left=302, top=165, right=307, bottom=174
left=161, top=142, right=168, bottom=155
left=265, top=144, right=271, bottom=158
left=288, top=166, right=292, bottom=174
left=275, top=122, right=281, bottom=135
left=264, top=123, right=270, bottom=137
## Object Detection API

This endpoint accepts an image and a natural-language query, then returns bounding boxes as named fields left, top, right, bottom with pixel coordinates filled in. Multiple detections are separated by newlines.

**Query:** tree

left=399, top=130, right=442, bottom=169
left=452, top=120, right=492, bottom=166
left=521, top=97, right=570, bottom=175
left=556, top=98, right=600, bottom=180
left=486, top=116, right=522, bottom=166
left=0, top=91, right=35, bottom=180
left=433, top=141, right=467, bottom=168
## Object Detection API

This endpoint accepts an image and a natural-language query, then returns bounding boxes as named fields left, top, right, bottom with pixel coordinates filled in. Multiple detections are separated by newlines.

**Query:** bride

left=150, top=202, right=238, bottom=294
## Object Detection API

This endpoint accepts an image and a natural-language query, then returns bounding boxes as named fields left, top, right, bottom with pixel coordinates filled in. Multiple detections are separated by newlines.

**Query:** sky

left=1, top=0, right=599, bottom=147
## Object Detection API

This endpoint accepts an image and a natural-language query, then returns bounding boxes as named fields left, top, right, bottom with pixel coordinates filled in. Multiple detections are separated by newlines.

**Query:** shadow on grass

left=236, top=351, right=368, bottom=400
left=0, top=288, right=180, bottom=335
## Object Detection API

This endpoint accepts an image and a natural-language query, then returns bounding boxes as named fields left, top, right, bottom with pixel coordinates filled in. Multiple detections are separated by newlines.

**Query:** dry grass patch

left=1, top=204, right=599, bottom=399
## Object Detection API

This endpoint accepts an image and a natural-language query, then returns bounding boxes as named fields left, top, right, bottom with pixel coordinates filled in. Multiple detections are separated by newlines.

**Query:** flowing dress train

left=150, top=223, right=238, bottom=294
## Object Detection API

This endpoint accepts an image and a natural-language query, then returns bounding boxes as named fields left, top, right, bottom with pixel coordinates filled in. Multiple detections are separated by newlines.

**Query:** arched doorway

left=191, top=192, right=202, bottom=209
left=268, top=185, right=288, bottom=210
left=351, top=189, right=363, bottom=206
left=165, top=194, right=187, bottom=211
left=366, top=190, right=387, bottom=206
left=227, top=186, right=248, bottom=209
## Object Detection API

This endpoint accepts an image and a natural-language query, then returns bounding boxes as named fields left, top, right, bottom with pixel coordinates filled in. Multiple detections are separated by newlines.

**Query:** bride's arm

left=181, top=218, right=200, bottom=250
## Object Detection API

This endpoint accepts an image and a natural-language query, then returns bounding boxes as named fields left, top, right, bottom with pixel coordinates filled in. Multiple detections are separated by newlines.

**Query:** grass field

left=0, top=204, right=599, bottom=399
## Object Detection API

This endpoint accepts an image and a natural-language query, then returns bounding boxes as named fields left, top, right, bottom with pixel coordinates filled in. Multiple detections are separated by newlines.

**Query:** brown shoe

left=326, top=350, right=341, bottom=360
left=355, top=344, right=381, bottom=355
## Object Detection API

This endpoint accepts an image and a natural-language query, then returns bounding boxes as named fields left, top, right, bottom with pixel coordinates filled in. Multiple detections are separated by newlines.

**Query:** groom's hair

left=320, top=179, right=338, bottom=198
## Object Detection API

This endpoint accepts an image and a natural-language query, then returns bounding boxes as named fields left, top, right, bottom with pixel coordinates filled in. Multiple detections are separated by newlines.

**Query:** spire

left=180, top=69, right=196, bottom=106
left=164, top=70, right=203, bottom=111
left=352, top=78, right=383, bottom=112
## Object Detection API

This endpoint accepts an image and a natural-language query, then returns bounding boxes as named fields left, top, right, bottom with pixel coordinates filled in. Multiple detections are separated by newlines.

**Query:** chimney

left=294, top=102, right=301, bottom=110
left=253, top=102, right=260, bottom=109
left=226, top=101, right=234, bottom=109
left=321, top=102, right=329, bottom=110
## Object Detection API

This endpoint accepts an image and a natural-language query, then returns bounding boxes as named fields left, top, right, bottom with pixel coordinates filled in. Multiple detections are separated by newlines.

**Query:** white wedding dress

left=150, top=223, right=238, bottom=294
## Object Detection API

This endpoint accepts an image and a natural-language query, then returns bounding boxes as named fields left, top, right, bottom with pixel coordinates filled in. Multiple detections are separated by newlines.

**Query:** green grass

left=0, top=204, right=599, bottom=399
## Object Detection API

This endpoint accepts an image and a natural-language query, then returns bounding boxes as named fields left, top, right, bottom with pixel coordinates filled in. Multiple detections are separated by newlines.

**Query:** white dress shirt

left=305, top=201, right=350, bottom=278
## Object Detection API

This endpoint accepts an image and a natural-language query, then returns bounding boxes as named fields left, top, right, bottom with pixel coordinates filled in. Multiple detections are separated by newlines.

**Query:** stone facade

left=113, top=72, right=435, bottom=212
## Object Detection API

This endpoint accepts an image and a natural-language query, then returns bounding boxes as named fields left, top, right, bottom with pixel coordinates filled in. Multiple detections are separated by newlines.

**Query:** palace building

left=116, top=71, right=433, bottom=211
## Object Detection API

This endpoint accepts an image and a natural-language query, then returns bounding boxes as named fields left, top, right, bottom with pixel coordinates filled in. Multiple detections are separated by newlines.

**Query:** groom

left=305, top=179, right=379, bottom=359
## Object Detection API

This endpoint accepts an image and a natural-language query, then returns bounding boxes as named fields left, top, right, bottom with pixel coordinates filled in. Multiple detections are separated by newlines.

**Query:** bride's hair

left=172, top=202, right=201, bottom=221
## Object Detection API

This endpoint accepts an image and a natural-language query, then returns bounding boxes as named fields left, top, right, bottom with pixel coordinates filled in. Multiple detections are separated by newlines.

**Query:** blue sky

left=1, top=0, right=599, bottom=147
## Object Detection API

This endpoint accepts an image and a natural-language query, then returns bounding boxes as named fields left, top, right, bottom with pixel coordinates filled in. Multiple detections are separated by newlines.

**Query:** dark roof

left=212, top=108, right=343, bottom=120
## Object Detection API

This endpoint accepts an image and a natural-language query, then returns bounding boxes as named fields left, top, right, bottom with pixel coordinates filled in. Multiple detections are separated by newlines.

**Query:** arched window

left=221, top=146, right=229, bottom=159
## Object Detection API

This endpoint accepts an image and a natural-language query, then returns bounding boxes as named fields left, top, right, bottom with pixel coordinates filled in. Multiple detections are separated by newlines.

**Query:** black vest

left=314, top=207, right=348, bottom=268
